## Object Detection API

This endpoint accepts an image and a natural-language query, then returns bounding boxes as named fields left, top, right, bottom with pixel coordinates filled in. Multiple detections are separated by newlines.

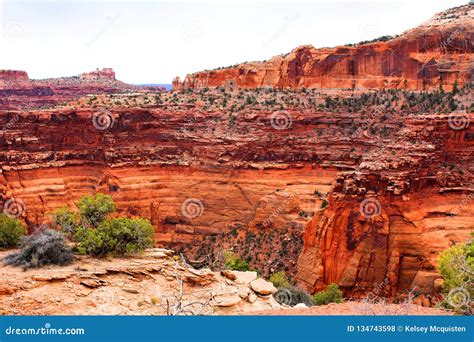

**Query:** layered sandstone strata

left=175, top=4, right=473, bottom=91
left=0, top=86, right=471, bottom=298
left=296, top=112, right=474, bottom=299
left=80, top=68, right=116, bottom=81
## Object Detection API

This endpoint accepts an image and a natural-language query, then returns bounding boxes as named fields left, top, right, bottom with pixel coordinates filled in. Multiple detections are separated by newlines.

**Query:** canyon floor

left=0, top=249, right=452, bottom=316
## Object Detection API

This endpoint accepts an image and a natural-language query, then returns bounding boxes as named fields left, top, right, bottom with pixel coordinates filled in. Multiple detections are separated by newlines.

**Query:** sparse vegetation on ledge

left=0, top=214, right=26, bottom=249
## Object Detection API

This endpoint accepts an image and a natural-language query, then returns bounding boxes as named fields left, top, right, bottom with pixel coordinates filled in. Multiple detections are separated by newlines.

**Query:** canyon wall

left=0, top=88, right=472, bottom=297
left=175, top=4, right=473, bottom=91
left=296, top=189, right=473, bottom=299
left=296, top=115, right=474, bottom=298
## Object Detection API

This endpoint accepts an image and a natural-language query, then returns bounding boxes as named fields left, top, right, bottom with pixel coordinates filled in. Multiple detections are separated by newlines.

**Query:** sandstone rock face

left=0, top=70, right=29, bottom=84
left=81, top=68, right=116, bottom=81
left=175, top=5, right=473, bottom=92
left=0, top=58, right=472, bottom=300
left=295, top=108, right=474, bottom=297
left=172, top=76, right=181, bottom=90
left=296, top=191, right=473, bottom=298
left=1, top=87, right=473, bottom=296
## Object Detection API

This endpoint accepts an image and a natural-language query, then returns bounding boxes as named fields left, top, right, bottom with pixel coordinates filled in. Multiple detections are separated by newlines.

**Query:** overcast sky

left=0, top=0, right=468, bottom=84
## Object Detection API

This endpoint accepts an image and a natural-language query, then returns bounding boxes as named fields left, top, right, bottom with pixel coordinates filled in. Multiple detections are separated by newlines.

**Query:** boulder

left=220, top=270, right=237, bottom=281
left=212, top=294, right=241, bottom=307
left=238, top=286, right=250, bottom=299
left=248, top=293, right=257, bottom=303
left=231, top=271, right=258, bottom=285
left=80, top=278, right=107, bottom=288
left=249, top=278, right=277, bottom=296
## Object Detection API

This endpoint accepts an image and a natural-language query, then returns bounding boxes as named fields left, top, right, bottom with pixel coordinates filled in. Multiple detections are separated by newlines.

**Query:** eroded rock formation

left=0, top=85, right=471, bottom=299
left=175, top=4, right=473, bottom=91
left=296, top=114, right=474, bottom=300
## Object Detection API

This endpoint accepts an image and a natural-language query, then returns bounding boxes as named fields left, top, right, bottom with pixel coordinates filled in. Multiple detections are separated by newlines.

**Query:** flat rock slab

left=212, top=294, right=242, bottom=307
left=230, top=271, right=258, bottom=285
left=249, top=278, right=277, bottom=296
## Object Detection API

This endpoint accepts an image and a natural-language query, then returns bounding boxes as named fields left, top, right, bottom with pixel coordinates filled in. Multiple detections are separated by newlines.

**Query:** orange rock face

left=175, top=5, right=473, bottom=92
left=296, top=190, right=473, bottom=299
left=2, top=85, right=471, bottom=299
left=296, top=113, right=474, bottom=298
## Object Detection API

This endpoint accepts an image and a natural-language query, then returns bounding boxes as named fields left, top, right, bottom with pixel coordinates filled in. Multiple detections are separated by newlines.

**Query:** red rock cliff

left=0, top=86, right=472, bottom=298
left=296, top=113, right=473, bottom=300
left=80, top=68, right=116, bottom=81
left=175, top=5, right=473, bottom=91
left=0, top=70, right=29, bottom=87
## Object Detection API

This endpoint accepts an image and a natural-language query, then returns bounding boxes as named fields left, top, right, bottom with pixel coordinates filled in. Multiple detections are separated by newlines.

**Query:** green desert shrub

left=4, top=229, right=73, bottom=268
left=269, top=271, right=291, bottom=288
left=51, top=206, right=79, bottom=237
left=438, top=232, right=473, bottom=313
left=223, top=250, right=251, bottom=271
left=312, top=283, right=343, bottom=305
left=0, top=214, right=26, bottom=249
left=75, top=217, right=155, bottom=256
left=77, top=193, right=116, bottom=228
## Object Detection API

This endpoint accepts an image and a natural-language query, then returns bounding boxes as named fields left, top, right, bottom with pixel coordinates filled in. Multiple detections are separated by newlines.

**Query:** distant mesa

left=0, top=70, right=29, bottom=83
left=0, top=67, right=165, bottom=110
left=0, top=67, right=117, bottom=85
left=80, top=68, right=116, bottom=81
